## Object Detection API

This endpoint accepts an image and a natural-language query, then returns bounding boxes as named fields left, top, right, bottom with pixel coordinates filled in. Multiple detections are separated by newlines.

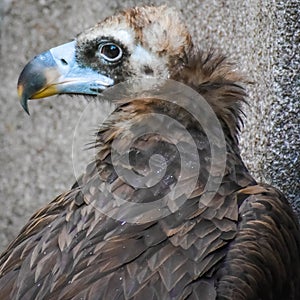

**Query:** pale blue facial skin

left=18, top=41, right=114, bottom=114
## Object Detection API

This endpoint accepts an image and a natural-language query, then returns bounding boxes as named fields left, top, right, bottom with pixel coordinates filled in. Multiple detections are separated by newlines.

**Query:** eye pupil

left=102, top=45, right=118, bottom=58
left=99, top=43, right=122, bottom=62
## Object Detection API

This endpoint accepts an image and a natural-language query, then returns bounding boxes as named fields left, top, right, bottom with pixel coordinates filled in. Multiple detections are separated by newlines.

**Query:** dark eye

left=98, top=42, right=122, bottom=62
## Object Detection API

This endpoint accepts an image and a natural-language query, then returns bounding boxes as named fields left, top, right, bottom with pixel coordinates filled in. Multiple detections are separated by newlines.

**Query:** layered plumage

left=1, top=5, right=300, bottom=300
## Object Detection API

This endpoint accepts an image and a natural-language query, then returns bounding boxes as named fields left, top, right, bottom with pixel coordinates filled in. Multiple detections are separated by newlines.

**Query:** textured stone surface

left=269, top=1, right=300, bottom=215
left=0, top=0, right=299, bottom=252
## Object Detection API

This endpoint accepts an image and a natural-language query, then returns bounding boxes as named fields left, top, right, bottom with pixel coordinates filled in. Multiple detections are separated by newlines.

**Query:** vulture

left=1, top=5, right=300, bottom=300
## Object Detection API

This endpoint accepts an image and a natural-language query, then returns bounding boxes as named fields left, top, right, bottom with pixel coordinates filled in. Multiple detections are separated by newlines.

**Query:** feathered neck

left=171, top=50, right=248, bottom=149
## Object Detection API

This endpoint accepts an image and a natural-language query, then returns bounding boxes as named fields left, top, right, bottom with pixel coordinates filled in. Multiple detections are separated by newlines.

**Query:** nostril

left=60, top=58, right=68, bottom=65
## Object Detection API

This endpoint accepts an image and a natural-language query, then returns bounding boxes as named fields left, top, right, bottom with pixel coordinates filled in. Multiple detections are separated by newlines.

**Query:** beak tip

left=20, top=96, right=30, bottom=115
left=18, top=83, right=30, bottom=115
left=18, top=82, right=31, bottom=114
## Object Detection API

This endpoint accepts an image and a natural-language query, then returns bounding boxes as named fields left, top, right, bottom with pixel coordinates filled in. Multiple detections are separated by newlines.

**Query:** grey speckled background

left=0, top=0, right=299, bottom=252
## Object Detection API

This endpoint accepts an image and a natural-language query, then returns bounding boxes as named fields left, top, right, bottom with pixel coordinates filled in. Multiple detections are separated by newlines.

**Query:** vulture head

left=18, top=5, right=193, bottom=113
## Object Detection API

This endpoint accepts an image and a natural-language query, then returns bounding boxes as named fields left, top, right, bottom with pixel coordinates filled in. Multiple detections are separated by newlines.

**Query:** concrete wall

left=0, top=0, right=299, bottom=252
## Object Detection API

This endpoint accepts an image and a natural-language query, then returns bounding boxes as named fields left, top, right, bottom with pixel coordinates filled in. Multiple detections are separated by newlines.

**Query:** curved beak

left=17, top=41, right=114, bottom=114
